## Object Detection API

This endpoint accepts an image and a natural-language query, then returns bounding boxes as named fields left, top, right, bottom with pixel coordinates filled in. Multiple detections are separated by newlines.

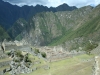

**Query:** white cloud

left=3, top=0, right=100, bottom=8
left=47, top=0, right=65, bottom=7
left=66, top=0, right=95, bottom=7
left=95, top=0, right=100, bottom=5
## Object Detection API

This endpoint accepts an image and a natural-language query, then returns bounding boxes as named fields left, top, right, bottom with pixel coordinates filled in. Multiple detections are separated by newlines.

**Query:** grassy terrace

left=0, top=58, right=11, bottom=63
left=4, top=54, right=94, bottom=75
left=0, top=57, right=11, bottom=71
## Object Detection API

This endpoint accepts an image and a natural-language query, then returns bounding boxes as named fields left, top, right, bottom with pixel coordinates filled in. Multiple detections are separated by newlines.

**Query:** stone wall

left=35, top=46, right=85, bottom=61
left=92, top=56, right=100, bottom=75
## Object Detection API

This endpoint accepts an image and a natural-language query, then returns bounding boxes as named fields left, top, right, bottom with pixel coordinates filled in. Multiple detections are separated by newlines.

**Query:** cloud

left=66, top=0, right=95, bottom=7
left=3, top=0, right=100, bottom=8
left=3, top=0, right=48, bottom=6
left=95, top=0, right=100, bottom=5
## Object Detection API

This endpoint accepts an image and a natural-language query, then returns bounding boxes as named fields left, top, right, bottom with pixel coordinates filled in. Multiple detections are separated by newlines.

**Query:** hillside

left=8, top=4, right=100, bottom=53
left=0, top=25, right=10, bottom=41
left=49, top=5, right=100, bottom=46
left=12, top=6, right=93, bottom=46
left=7, top=18, right=29, bottom=39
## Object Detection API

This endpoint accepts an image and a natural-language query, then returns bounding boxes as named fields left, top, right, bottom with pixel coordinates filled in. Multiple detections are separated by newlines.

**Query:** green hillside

left=7, top=18, right=28, bottom=40
left=49, top=6, right=100, bottom=46
left=0, top=25, right=10, bottom=41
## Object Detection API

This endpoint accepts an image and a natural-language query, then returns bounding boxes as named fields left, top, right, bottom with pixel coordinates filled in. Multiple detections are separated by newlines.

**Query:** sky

left=3, top=0, right=100, bottom=8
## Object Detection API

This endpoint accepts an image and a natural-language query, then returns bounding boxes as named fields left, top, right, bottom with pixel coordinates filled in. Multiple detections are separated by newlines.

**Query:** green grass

left=0, top=58, right=11, bottom=63
left=0, top=56, right=11, bottom=74
left=4, top=54, right=94, bottom=75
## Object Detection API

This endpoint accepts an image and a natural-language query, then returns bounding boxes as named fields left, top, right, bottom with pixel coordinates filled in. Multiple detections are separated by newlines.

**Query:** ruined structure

left=1, top=39, right=6, bottom=53
left=93, top=56, right=100, bottom=75
left=36, top=46, right=85, bottom=61
left=7, top=50, right=32, bottom=75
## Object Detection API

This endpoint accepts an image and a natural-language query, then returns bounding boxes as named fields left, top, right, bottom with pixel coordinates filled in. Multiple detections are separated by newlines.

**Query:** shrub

left=85, top=42, right=98, bottom=54
left=24, top=55, right=31, bottom=62
left=7, top=52, right=11, bottom=56
left=34, top=48, right=40, bottom=54
left=41, top=52, right=46, bottom=58
left=14, top=50, right=24, bottom=61
left=15, top=50, right=22, bottom=57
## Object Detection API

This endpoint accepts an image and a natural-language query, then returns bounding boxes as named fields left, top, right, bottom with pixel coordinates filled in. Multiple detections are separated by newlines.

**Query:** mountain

left=1, top=0, right=100, bottom=52
left=56, top=3, right=77, bottom=11
left=10, top=4, right=100, bottom=50
left=0, top=0, right=77, bottom=30
left=9, top=5, right=93, bottom=46
left=10, top=4, right=100, bottom=54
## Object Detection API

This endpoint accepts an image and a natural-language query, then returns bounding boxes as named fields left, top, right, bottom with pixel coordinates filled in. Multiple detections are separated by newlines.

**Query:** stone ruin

left=0, top=40, right=11, bottom=75
left=14, top=39, right=28, bottom=46
left=0, top=45, right=50, bottom=75
left=0, top=39, right=8, bottom=59
left=1, top=39, right=6, bottom=53
left=36, top=46, right=84, bottom=62
left=92, top=56, right=100, bottom=75
left=6, top=50, right=32, bottom=75
left=0, top=40, right=85, bottom=75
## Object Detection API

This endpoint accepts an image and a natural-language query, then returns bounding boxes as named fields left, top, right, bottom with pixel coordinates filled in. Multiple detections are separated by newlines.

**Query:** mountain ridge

left=0, top=0, right=77, bottom=30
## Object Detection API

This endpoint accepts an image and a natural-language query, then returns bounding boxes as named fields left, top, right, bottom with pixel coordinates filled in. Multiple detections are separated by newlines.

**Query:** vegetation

left=0, top=25, right=10, bottom=41
left=14, top=54, right=94, bottom=75
left=15, top=50, right=23, bottom=57
left=13, top=50, right=24, bottom=62
left=41, top=52, right=46, bottom=58
left=34, top=48, right=40, bottom=54
left=49, top=14, right=100, bottom=49
left=7, top=18, right=28, bottom=40
left=24, top=54, right=32, bottom=63
left=84, top=42, right=98, bottom=54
